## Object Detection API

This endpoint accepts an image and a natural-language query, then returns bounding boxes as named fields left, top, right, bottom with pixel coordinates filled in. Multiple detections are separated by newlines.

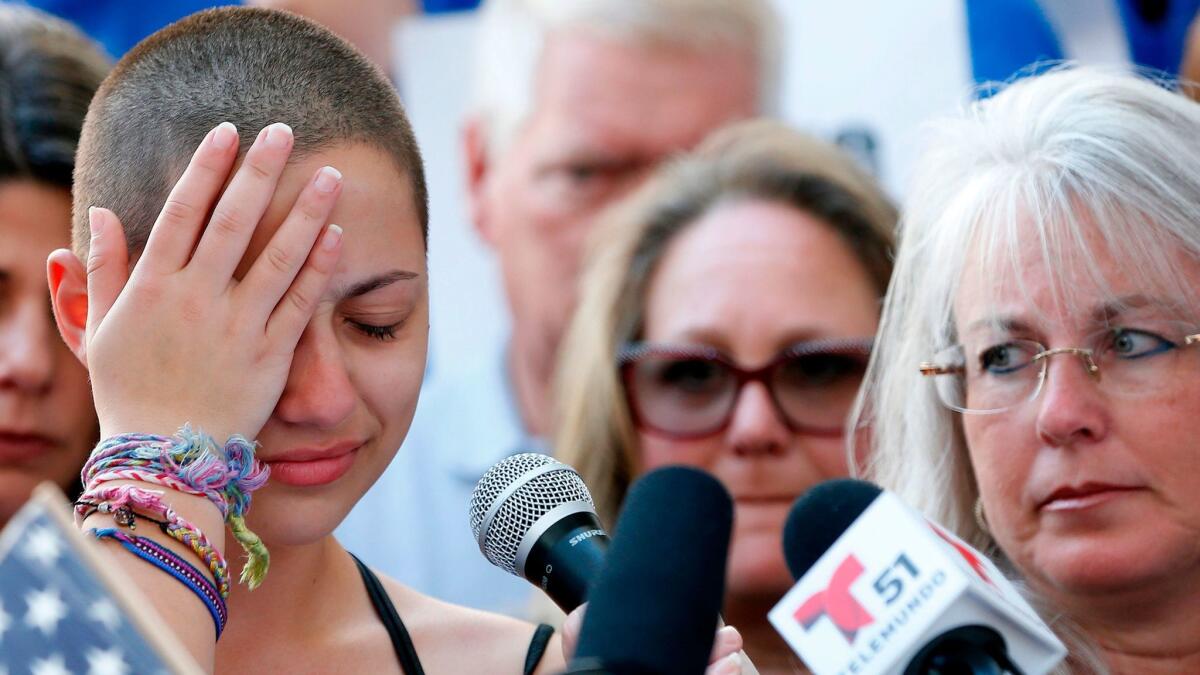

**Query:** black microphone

left=771, top=479, right=1066, bottom=675
left=469, top=453, right=609, bottom=612
left=566, top=466, right=733, bottom=675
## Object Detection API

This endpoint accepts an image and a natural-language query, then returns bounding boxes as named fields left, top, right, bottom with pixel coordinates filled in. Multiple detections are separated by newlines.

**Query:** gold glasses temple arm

left=919, top=363, right=963, bottom=376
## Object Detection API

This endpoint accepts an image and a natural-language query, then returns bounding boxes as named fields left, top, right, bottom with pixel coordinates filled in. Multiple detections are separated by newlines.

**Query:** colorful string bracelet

left=78, top=484, right=231, bottom=598
left=88, top=527, right=227, bottom=639
left=82, top=427, right=270, bottom=588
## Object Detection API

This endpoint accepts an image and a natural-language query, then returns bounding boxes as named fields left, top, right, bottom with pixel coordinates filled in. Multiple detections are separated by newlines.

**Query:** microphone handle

left=522, top=510, right=610, bottom=613
left=904, top=625, right=1026, bottom=675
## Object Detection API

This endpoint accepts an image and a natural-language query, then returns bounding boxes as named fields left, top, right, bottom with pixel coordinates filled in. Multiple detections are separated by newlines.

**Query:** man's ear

left=462, top=115, right=498, bottom=247
left=47, top=248, right=89, bottom=367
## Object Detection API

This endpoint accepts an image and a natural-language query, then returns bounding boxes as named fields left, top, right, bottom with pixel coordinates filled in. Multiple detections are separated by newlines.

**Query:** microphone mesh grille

left=469, top=453, right=595, bottom=575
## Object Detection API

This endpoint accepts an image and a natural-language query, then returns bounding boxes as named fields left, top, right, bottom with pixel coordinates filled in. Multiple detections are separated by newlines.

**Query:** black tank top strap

left=523, top=623, right=556, bottom=675
left=351, top=553, right=426, bottom=675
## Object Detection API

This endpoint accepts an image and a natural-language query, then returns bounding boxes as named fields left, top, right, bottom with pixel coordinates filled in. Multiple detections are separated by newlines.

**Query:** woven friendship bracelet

left=78, top=484, right=231, bottom=598
left=89, top=527, right=227, bottom=639
left=82, top=427, right=270, bottom=588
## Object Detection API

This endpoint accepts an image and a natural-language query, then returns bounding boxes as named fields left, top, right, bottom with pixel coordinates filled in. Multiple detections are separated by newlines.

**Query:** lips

left=1037, top=483, right=1144, bottom=512
left=264, top=440, right=363, bottom=488
left=0, top=431, right=55, bottom=464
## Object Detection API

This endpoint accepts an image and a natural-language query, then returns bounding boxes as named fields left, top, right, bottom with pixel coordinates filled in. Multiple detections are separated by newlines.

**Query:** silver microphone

left=469, top=453, right=610, bottom=612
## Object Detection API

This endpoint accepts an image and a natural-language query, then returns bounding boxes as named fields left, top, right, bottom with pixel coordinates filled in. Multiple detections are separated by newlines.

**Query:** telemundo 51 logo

left=795, top=551, right=945, bottom=645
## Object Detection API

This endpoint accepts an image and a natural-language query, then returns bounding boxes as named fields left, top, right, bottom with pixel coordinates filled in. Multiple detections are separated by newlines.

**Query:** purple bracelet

left=89, top=527, right=227, bottom=639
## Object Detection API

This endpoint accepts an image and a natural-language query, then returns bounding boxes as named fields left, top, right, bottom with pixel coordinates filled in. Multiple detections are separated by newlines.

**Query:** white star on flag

left=21, top=527, right=63, bottom=567
left=29, top=653, right=70, bottom=675
left=24, top=587, right=67, bottom=637
left=87, top=598, right=121, bottom=632
left=86, top=646, right=130, bottom=675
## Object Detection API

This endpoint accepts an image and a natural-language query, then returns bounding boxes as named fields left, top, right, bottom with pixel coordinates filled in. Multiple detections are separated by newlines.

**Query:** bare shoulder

left=376, top=572, right=565, bottom=674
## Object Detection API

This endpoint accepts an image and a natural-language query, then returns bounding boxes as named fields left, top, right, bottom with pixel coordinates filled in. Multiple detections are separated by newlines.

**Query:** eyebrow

left=964, top=316, right=1032, bottom=335
left=964, top=294, right=1181, bottom=335
left=336, top=270, right=419, bottom=300
left=1089, top=294, right=1182, bottom=322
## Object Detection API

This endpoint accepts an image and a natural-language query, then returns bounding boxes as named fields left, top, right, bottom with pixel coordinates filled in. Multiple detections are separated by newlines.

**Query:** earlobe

left=46, top=248, right=90, bottom=366
left=462, top=115, right=497, bottom=246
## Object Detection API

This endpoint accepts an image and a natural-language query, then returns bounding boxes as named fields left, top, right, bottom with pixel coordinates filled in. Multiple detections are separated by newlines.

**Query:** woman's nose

left=273, top=327, right=357, bottom=429
left=0, top=302, right=57, bottom=394
left=1034, top=352, right=1108, bottom=446
left=725, top=381, right=790, bottom=457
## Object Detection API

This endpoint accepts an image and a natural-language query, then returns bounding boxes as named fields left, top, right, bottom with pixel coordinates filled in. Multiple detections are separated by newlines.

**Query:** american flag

left=0, top=485, right=197, bottom=675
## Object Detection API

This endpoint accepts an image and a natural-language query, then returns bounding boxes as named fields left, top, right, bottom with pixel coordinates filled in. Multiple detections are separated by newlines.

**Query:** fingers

left=560, top=603, right=586, bottom=662
left=189, top=122, right=294, bottom=286
left=706, top=651, right=746, bottom=675
left=138, top=122, right=240, bottom=275
left=709, top=625, right=744, bottom=664
left=84, top=207, right=130, bottom=335
left=264, top=223, right=342, bottom=347
left=239, top=165, right=342, bottom=317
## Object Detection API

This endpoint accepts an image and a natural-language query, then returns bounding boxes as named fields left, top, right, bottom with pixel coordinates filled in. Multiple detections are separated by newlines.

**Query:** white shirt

left=336, top=346, right=540, bottom=616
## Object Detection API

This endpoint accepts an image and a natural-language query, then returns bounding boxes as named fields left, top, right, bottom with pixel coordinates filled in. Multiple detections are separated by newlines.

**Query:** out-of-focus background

left=10, top=0, right=1196, bottom=388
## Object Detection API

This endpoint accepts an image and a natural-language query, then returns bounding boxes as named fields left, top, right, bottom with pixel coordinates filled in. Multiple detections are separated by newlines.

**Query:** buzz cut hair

left=72, top=6, right=427, bottom=258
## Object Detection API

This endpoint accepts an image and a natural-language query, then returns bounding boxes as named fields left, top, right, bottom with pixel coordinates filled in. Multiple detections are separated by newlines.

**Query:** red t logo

left=794, top=554, right=874, bottom=642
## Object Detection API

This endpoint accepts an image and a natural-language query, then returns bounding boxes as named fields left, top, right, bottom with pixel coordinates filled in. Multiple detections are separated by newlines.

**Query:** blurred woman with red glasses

left=553, top=119, right=896, bottom=674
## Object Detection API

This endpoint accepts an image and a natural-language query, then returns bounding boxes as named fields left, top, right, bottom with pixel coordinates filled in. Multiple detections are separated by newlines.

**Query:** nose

left=725, top=381, right=790, bottom=457
left=1034, top=352, right=1108, bottom=446
left=273, top=325, right=356, bottom=429
left=0, top=300, right=57, bottom=394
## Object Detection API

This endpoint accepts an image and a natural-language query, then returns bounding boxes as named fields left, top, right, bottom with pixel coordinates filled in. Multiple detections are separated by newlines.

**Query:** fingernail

left=321, top=224, right=343, bottom=250
left=265, top=122, right=293, bottom=149
left=212, top=122, right=237, bottom=150
left=714, top=652, right=742, bottom=675
left=314, top=166, right=342, bottom=193
left=88, top=206, right=104, bottom=238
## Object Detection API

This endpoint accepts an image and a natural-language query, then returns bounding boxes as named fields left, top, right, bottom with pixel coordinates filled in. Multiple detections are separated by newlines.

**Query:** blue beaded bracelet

left=89, top=527, right=227, bottom=639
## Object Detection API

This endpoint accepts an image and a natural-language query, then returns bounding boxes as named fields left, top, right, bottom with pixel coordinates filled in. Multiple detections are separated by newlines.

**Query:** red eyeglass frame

left=616, top=337, right=874, bottom=440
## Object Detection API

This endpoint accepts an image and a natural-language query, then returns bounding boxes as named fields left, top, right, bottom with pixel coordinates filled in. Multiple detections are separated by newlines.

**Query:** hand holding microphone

left=769, top=479, right=1067, bottom=675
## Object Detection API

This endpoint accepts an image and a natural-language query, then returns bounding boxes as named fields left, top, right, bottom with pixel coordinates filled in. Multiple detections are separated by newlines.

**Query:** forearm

left=80, top=480, right=225, bottom=671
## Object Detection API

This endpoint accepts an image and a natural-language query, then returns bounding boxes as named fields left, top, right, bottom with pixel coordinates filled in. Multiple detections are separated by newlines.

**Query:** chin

left=0, top=471, right=42, bottom=523
left=725, top=532, right=794, bottom=600
left=245, top=481, right=358, bottom=548
left=1027, top=529, right=1197, bottom=597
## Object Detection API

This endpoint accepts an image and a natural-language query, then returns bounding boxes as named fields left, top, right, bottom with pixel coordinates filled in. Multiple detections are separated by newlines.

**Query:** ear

left=47, top=248, right=89, bottom=367
left=462, top=115, right=498, bottom=247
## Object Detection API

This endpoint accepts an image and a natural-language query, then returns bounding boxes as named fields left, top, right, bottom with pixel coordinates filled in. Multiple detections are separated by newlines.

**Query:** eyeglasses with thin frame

left=618, top=338, right=873, bottom=439
left=918, top=322, right=1200, bottom=414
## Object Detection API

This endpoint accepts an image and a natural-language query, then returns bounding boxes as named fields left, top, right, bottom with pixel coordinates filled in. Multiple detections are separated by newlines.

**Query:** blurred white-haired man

left=341, top=0, right=780, bottom=616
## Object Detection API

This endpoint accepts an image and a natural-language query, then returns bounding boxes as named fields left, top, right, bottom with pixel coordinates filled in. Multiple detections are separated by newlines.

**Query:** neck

left=1046, top=579, right=1200, bottom=674
left=508, top=334, right=553, bottom=438
left=723, top=594, right=806, bottom=675
left=217, top=535, right=359, bottom=663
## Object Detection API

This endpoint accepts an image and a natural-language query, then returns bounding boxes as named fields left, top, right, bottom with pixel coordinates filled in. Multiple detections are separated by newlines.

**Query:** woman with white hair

left=859, top=65, right=1200, bottom=674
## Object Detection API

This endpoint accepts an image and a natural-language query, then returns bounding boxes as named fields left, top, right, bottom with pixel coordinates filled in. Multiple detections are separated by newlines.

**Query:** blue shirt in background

left=966, top=0, right=1199, bottom=87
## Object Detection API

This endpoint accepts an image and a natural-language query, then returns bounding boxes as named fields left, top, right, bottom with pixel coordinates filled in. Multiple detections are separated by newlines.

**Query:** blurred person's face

left=232, top=144, right=428, bottom=547
left=0, top=181, right=97, bottom=523
left=955, top=226, right=1200, bottom=605
left=636, top=198, right=881, bottom=601
left=466, top=30, right=758, bottom=372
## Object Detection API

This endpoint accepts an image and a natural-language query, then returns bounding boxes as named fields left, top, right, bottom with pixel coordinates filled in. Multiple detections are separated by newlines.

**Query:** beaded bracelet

left=89, top=527, right=227, bottom=639
left=82, top=427, right=269, bottom=588
left=78, top=484, right=231, bottom=598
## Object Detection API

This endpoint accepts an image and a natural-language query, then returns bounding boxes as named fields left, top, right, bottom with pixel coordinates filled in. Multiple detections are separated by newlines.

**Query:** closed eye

left=346, top=318, right=404, bottom=342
